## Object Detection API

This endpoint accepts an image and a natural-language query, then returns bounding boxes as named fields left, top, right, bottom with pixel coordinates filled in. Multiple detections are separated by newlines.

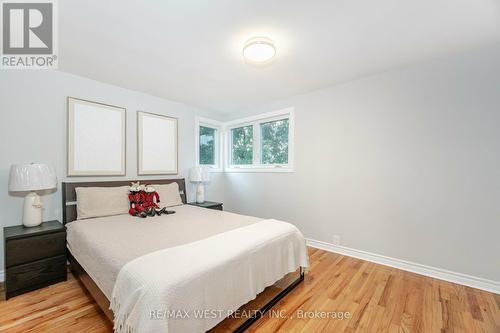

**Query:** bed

left=62, top=179, right=308, bottom=333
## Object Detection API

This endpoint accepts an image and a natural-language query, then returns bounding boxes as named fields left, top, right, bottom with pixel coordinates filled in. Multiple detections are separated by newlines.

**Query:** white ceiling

left=59, top=0, right=500, bottom=113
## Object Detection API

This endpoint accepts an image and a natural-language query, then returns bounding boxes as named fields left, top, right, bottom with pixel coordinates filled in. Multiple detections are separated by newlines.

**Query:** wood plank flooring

left=0, top=247, right=499, bottom=332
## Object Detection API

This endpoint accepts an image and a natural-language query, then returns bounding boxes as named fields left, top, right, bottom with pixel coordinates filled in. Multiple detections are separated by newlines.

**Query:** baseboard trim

left=0, top=270, right=4, bottom=283
left=306, top=238, right=500, bottom=295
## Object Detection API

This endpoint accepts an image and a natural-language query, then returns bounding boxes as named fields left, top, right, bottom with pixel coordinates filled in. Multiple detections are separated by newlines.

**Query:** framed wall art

left=67, top=97, right=126, bottom=176
left=137, top=111, right=178, bottom=175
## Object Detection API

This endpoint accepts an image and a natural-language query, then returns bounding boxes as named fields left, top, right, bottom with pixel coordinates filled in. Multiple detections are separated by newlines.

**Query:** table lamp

left=9, top=163, right=57, bottom=227
left=190, top=166, right=209, bottom=203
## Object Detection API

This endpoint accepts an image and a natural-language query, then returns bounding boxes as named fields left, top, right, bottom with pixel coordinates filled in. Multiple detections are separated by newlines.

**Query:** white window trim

left=195, top=117, right=223, bottom=172
left=224, top=108, right=295, bottom=173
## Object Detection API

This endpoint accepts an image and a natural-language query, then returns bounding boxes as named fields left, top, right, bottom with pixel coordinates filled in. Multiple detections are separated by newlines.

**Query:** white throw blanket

left=110, top=219, right=309, bottom=333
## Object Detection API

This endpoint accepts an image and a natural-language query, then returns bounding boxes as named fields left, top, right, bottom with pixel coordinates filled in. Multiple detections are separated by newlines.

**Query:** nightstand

left=4, top=220, right=67, bottom=299
left=188, top=201, right=223, bottom=211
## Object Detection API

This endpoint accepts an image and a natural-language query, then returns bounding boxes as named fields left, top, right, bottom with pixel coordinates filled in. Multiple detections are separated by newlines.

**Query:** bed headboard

left=61, top=178, right=187, bottom=224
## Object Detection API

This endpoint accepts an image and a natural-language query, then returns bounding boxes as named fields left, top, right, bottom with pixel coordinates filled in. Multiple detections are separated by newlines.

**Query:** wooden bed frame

left=62, top=178, right=304, bottom=332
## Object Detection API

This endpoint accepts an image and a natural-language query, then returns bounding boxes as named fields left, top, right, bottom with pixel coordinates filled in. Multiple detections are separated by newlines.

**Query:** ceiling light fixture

left=243, top=37, right=276, bottom=64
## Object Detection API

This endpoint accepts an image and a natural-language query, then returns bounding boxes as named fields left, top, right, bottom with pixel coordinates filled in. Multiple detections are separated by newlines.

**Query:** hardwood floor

left=1, top=247, right=499, bottom=332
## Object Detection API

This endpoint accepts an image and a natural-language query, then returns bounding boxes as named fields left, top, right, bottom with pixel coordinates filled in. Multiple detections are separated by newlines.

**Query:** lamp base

left=196, top=183, right=205, bottom=204
left=23, top=192, right=42, bottom=227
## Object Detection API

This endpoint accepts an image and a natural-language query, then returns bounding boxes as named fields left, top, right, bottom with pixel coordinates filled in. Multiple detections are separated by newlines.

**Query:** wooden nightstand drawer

left=6, top=255, right=67, bottom=297
left=5, top=231, right=66, bottom=268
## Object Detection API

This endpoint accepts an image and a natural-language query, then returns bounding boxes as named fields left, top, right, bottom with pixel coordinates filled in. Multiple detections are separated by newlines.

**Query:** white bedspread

left=110, top=219, right=309, bottom=333
left=67, top=205, right=261, bottom=299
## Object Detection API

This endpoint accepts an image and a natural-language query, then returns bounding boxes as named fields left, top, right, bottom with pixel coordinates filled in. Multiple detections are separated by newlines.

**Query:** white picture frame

left=67, top=97, right=126, bottom=176
left=137, top=111, right=178, bottom=175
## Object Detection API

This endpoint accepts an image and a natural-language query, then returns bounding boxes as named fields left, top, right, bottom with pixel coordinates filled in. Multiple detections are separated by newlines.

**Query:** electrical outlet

left=332, top=235, right=341, bottom=245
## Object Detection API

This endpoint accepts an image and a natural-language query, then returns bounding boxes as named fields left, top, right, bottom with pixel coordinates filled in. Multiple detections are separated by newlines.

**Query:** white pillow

left=76, top=186, right=130, bottom=220
left=152, top=183, right=183, bottom=207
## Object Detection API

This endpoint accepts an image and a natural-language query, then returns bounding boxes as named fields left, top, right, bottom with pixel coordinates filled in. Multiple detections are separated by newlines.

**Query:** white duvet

left=67, top=205, right=262, bottom=299
left=110, top=219, right=309, bottom=333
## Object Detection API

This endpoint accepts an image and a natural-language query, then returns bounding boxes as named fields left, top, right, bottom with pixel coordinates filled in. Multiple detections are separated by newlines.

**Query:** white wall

left=222, top=45, right=500, bottom=282
left=0, top=70, right=223, bottom=274
left=1, top=44, right=499, bottom=285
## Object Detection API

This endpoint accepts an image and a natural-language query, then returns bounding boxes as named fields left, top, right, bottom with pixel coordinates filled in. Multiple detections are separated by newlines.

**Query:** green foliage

left=199, top=126, right=215, bottom=165
left=230, top=120, right=289, bottom=166
left=231, top=125, right=253, bottom=164
left=260, top=119, right=289, bottom=164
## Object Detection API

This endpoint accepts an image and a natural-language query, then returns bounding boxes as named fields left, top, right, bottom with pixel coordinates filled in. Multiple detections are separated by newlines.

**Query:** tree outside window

left=260, top=119, right=289, bottom=164
left=199, top=126, right=216, bottom=165
left=231, top=125, right=253, bottom=165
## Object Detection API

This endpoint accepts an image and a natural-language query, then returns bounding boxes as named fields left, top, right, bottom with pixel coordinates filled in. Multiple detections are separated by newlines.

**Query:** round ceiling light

left=243, top=37, right=276, bottom=64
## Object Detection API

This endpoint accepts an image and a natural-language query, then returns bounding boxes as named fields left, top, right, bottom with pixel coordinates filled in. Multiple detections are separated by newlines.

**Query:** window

left=226, top=108, right=294, bottom=172
left=199, top=126, right=216, bottom=165
left=231, top=125, right=253, bottom=165
left=260, top=118, right=289, bottom=164
left=196, top=118, right=222, bottom=171
left=195, top=109, right=293, bottom=173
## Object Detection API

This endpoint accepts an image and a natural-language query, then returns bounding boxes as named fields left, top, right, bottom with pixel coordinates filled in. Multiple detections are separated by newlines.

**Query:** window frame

left=195, top=117, right=223, bottom=172
left=224, top=108, right=294, bottom=173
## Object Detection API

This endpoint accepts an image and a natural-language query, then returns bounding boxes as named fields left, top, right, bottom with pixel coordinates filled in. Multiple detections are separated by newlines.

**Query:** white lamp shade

left=9, top=163, right=57, bottom=192
left=190, top=166, right=209, bottom=183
